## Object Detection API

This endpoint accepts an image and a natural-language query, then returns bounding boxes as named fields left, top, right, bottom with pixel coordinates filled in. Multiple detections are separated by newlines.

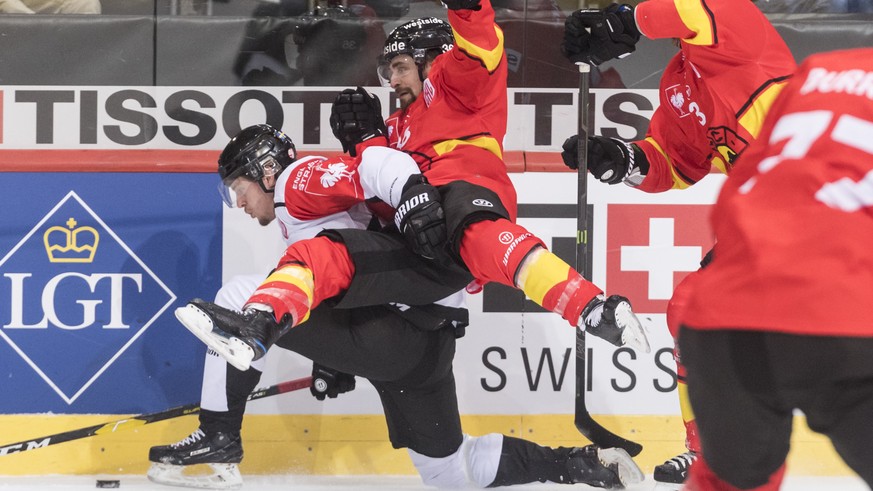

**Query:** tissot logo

left=0, top=86, right=658, bottom=150
left=0, top=191, right=176, bottom=404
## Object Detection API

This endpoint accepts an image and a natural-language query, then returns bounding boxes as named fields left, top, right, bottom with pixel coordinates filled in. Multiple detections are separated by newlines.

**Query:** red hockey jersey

left=683, top=48, right=873, bottom=336
left=632, top=0, right=796, bottom=193
left=382, top=0, right=517, bottom=217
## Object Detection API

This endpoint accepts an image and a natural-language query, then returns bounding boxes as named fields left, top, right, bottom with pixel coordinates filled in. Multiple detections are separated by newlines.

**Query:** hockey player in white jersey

left=148, top=124, right=644, bottom=489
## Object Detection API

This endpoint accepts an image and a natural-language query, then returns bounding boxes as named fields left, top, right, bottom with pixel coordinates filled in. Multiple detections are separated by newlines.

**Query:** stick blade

left=574, top=412, right=643, bottom=457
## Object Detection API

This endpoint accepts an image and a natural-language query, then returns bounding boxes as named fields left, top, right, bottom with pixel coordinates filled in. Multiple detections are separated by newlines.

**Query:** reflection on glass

left=0, top=0, right=101, bottom=13
left=231, top=2, right=387, bottom=86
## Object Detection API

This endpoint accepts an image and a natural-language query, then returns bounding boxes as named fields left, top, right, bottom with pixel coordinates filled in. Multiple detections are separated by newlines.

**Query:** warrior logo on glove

left=394, top=175, right=447, bottom=261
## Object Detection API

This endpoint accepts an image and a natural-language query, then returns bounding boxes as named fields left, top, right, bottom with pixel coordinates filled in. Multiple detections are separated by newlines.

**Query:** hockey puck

left=96, top=480, right=120, bottom=488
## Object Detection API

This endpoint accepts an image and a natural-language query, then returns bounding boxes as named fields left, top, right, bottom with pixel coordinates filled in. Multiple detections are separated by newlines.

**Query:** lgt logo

left=0, top=191, right=176, bottom=404
left=606, top=204, right=714, bottom=314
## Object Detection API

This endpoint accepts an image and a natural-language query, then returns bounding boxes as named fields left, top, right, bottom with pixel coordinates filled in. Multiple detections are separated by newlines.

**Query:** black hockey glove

left=561, top=134, right=648, bottom=186
left=310, top=362, right=356, bottom=401
left=394, top=174, right=447, bottom=261
left=561, top=3, right=640, bottom=66
left=330, top=86, right=387, bottom=158
left=442, top=0, right=481, bottom=10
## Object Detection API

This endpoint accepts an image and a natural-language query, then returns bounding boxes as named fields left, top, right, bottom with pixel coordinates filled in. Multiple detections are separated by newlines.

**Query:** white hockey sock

left=407, top=433, right=503, bottom=488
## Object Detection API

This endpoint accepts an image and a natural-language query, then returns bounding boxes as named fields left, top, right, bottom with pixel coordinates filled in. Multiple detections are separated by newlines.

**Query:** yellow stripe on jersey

left=738, top=80, right=788, bottom=139
left=433, top=135, right=503, bottom=160
left=261, top=265, right=315, bottom=306
left=517, top=250, right=569, bottom=306
left=675, top=0, right=715, bottom=46
left=452, top=25, right=504, bottom=73
left=678, top=381, right=696, bottom=422
left=710, top=154, right=728, bottom=174
left=644, top=137, right=693, bottom=190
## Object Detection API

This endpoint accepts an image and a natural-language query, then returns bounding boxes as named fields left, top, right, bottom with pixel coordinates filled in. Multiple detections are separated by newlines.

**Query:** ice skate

left=582, top=295, right=651, bottom=353
left=147, top=428, right=243, bottom=489
left=653, top=451, right=697, bottom=487
left=175, top=298, right=289, bottom=371
left=566, top=445, right=645, bottom=489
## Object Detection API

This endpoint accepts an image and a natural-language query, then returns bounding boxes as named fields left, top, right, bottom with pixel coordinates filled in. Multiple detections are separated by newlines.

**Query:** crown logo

left=43, top=217, right=100, bottom=263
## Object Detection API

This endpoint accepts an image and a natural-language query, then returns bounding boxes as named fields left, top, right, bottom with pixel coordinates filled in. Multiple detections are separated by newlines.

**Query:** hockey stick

left=0, top=376, right=312, bottom=456
left=574, top=62, right=642, bottom=457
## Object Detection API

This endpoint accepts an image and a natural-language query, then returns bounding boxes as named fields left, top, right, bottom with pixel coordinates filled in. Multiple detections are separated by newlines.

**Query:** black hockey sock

left=488, top=436, right=575, bottom=486
left=199, top=364, right=263, bottom=436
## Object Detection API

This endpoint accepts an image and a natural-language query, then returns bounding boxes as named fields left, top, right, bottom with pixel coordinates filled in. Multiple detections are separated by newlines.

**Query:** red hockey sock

left=247, top=236, right=355, bottom=326
left=685, top=416, right=702, bottom=455
left=458, top=220, right=603, bottom=326
left=686, top=457, right=785, bottom=491
left=247, top=264, right=314, bottom=325
left=459, top=219, right=543, bottom=286
left=516, top=248, right=602, bottom=327
left=677, top=379, right=702, bottom=454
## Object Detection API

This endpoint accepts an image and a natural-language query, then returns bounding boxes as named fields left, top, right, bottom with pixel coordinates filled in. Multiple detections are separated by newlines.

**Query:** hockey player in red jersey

left=151, top=124, right=644, bottom=489
left=679, top=47, right=873, bottom=490
left=174, top=0, right=650, bottom=384
left=559, top=0, right=797, bottom=485
left=337, top=13, right=639, bottom=339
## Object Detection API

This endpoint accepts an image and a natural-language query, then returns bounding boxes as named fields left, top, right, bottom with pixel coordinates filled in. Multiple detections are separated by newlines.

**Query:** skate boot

left=582, top=295, right=651, bottom=353
left=147, top=428, right=243, bottom=489
left=566, top=445, right=645, bottom=489
left=653, top=451, right=698, bottom=487
left=175, top=298, right=291, bottom=371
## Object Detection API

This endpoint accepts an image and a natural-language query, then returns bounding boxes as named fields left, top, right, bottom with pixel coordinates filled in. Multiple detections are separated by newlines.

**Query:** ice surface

left=0, top=474, right=866, bottom=490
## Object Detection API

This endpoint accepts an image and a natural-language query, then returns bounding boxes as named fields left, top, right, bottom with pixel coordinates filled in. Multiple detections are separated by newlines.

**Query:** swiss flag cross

left=606, top=204, right=715, bottom=314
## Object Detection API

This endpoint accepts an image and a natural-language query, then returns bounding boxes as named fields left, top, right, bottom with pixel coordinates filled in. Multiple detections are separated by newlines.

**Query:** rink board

left=0, top=172, right=857, bottom=478
left=0, top=413, right=855, bottom=476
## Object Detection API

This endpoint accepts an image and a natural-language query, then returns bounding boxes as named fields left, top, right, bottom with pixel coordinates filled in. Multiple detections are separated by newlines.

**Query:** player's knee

left=464, top=433, right=503, bottom=487
left=408, top=444, right=468, bottom=488
left=459, top=219, right=544, bottom=285
left=666, top=271, right=699, bottom=338
left=408, top=434, right=503, bottom=488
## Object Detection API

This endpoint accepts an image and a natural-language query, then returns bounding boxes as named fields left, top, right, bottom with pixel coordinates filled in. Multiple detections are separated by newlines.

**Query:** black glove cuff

left=614, top=139, right=648, bottom=186
left=401, top=173, right=428, bottom=193
left=608, top=4, right=641, bottom=41
left=442, top=0, right=481, bottom=10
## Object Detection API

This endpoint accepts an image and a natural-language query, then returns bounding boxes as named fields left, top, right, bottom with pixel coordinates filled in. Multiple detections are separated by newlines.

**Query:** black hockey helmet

left=217, top=124, right=297, bottom=207
left=378, top=17, right=453, bottom=85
